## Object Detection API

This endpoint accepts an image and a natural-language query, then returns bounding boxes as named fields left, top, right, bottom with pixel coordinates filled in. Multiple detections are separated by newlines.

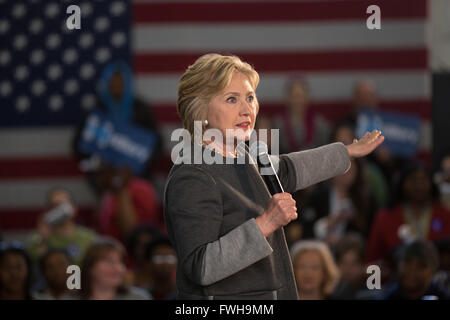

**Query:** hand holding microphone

left=256, top=193, right=298, bottom=237
left=250, top=141, right=298, bottom=237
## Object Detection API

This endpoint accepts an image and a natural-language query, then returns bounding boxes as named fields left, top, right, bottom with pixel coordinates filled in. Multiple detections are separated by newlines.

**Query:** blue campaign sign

left=78, top=110, right=157, bottom=174
left=356, top=110, right=421, bottom=157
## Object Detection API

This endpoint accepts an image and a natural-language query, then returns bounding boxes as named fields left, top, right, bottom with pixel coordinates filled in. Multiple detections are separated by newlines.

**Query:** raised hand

left=346, top=129, right=385, bottom=158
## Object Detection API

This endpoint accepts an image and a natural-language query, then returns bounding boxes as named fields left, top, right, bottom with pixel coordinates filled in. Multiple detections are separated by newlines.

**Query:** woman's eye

left=247, top=95, right=254, bottom=102
left=226, top=97, right=236, bottom=103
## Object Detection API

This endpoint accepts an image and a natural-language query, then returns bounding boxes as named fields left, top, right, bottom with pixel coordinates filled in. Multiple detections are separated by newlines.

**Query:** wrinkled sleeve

left=271, top=142, right=351, bottom=193
left=164, top=166, right=273, bottom=286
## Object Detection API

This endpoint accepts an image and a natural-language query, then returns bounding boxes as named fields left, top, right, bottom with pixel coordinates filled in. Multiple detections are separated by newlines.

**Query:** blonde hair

left=290, top=240, right=340, bottom=296
left=177, top=53, right=260, bottom=137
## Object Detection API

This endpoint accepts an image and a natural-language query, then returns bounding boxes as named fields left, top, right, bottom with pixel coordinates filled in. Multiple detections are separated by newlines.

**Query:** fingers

left=272, top=192, right=297, bottom=220
left=361, top=130, right=383, bottom=144
left=273, top=192, right=293, bottom=200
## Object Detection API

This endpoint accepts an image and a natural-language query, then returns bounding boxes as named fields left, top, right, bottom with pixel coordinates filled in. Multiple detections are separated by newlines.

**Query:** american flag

left=0, top=0, right=430, bottom=231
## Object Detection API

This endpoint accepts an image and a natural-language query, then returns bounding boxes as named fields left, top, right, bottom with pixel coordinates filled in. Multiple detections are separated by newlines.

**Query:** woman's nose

left=239, top=100, right=252, bottom=115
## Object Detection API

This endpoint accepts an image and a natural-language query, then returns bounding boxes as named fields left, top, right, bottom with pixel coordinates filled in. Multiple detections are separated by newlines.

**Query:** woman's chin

left=235, top=128, right=254, bottom=141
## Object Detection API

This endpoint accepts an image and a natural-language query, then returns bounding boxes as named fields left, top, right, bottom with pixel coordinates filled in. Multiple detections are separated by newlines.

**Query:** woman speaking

left=164, top=54, right=384, bottom=300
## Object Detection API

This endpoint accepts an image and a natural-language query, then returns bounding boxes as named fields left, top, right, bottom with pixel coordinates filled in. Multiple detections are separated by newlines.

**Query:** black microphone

left=250, top=141, right=284, bottom=195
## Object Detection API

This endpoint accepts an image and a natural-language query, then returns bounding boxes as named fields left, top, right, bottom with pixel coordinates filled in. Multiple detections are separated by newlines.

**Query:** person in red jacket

left=95, top=163, right=164, bottom=243
left=366, top=163, right=450, bottom=277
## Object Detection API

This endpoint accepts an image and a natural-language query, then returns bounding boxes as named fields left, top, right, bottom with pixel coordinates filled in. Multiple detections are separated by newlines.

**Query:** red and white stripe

left=0, top=0, right=430, bottom=230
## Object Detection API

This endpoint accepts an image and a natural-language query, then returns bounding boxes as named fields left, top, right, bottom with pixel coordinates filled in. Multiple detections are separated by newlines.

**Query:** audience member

left=379, top=240, right=449, bottom=300
left=330, top=233, right=371, bottom=299
left=74, top=237, right=150, bottom=300
left=126, top=225, right=163, bottom=287
left=32, top=249, right=71, bottom=300
left=95, top=163, right=164, bottom=242
left=432, top=238, right=450, bottom=290
left=144, top=236, right=177, bottom=300
left=274, top=78, right=330, bottom=153
left=332, top=121, right=389, bottom=208
left=290, top=240, right=340, bottom=300
left=297, top=157, right=376, bottom=245
left=434, top=150, right=450, bottom=210
left=27, top=188, right=97, bottom=266
left=72, top=61, right=163, bottom=187
left=0, top=241, right=33, bottom=300
left=366, top=163, right=450, bottom=275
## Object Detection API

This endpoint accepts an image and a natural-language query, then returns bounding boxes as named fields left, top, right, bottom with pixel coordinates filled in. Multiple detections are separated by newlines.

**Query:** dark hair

left=143, top=236, right=173, bottom=261
left=0, top=241, right=33, bottom=299
left=329, top=120, right=355, bottom=144
left=39, top=248, right=71, bottom=273
left=125, top=224, right=162, bottom=259
left=332, top=233, right=366, bottom=263
left=391, top=161, right=438, bottom=206
left=79, top=237, right=128, bottom=299
left=397, top=240, right=439, bottom=272
left=434, top=237, right=450, bottom=255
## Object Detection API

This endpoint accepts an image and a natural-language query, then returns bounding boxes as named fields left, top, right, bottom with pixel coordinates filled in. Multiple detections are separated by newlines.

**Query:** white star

left=49, top=95, right=64, bottom=111
left=80, top=63, right=95, bottom=80
left=47, top=64, right=63, bottom=80
left=12, top=4, right=27, bottom=19
left=64, top=79, right=79, bottom=95
left=79, top=33, right=94, bottom=49
left=31, top=79, right=46, bottom=96
left=94, top=17, right=110, bottom=33
left=96, top=47, right=111, bottom=64
left=111, top=32, right=126, bottom=48
left=16, top=96, right=30, bottom=113
left=45, top=3, right=60, bottom=18
left=15, top=65, right=29, bottom=81
left=110, top=1, right=126, bottom=16
left=81, top=94, right=96, bottom=110
left=29, top=19, right=43, bottom=34
left=13, top=34, right=28, bottom=51
left=63, top=48, right=78, bottom=65
left=30, top=49, right=45, bottom=65
left=0, top=81, right=12, bottom=97
left=0, top=51, right=11, bottom=66
left=0, top=20, right=10, bottom=34
left=46, top=33, right=61, bottom=50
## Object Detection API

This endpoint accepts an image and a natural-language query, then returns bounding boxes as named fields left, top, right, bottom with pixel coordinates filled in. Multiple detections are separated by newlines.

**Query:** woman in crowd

left=126, top=224, right=163, bottom=288
left=290, top=240, right=340, bottom=300
left=274, top=77, right=331, bottom=153
left=32, top=249, right=71, bottom=300
left=144, top=236, right=177, bottom=300
left=380, top=240, right=449, bottom=300
left=330, top=233, right=372, bottom=299
left=75, top=237, right=150, bottom=300
left=366, top=163, right=450, bottom=272
left=298, top=156, right=376, bottom=245
left=0, top=241, right=33, bottom=300
left=95, top=164, right=163, bottom=243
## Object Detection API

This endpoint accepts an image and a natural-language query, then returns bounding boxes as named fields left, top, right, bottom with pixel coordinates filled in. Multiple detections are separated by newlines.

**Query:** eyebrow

left=223, top=91, right=254, bottom=96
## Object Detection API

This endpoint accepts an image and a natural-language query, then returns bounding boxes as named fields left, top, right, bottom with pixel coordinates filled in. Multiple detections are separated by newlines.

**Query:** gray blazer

left=163, top=142, right=351, bottom=299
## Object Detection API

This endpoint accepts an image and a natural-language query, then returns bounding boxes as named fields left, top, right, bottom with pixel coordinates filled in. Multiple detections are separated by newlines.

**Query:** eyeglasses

left=151, top=254, right=177, bottom=265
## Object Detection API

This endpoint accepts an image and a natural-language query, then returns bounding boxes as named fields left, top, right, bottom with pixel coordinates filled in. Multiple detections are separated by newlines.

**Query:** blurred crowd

left=1, top=73, right=449, bottom=300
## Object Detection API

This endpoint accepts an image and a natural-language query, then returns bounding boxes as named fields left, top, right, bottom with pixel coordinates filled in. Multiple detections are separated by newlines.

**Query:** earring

left=204, top=119, right=208, bottom=126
